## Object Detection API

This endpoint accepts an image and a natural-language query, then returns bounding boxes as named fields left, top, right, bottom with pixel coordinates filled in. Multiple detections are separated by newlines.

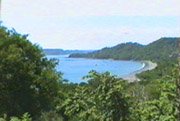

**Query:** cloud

left=26, top=26, right=178, bottom=49
left=3, top=0, right=180, bottom=19
left=2, top=0, right=180, bottom=49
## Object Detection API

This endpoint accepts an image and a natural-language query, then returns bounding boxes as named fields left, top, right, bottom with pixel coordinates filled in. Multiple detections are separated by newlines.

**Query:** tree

left=129, top=68, right=178, bottom=121
left=0, top=113, right=32, bottom=121
left=58, top=71, right=129, bottom=121
left=178, top=38, right=180, bottom=121
left=0, top=27, right=62, bottom=118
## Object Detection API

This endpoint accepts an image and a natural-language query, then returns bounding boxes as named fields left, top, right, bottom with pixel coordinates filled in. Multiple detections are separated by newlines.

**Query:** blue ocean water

left=47, top=55, right=143, bottom=83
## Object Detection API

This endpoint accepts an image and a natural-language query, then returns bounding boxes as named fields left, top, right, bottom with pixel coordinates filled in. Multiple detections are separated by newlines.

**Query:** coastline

left=69, top=56, right=157, bottom=82
left=121, top=61, right=157, bottom=82
left=53, top=55, right=157, bottom=83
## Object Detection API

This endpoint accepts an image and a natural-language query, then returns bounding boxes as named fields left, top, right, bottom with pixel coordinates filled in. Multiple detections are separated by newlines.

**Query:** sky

left=1, top=0, right=180, bottom=50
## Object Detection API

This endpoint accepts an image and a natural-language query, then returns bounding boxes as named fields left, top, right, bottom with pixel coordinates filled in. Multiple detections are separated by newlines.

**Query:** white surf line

left=121, top=61, right=157, bottom=82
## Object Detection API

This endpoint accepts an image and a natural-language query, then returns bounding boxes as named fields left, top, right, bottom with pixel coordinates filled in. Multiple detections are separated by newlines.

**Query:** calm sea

left=47, top=55, right=143, bottom=83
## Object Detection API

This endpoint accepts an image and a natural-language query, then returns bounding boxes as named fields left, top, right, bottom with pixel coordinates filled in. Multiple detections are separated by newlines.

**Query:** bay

left=47, top=55, right=143, bottom=83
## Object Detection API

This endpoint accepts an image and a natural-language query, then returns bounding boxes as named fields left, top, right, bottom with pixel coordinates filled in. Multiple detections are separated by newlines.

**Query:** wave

left=140, top=62, right=145, bottom=70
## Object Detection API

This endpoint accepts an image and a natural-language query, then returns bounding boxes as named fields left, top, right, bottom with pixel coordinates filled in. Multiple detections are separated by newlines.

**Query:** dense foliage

left=43, top=49, right=93, bottom=55
left=58, top=71, right=129, bottom=121
left=0, top=26, right=179, bottom=121
left=137, top=59, right=178, bottom=81
left=0, top=27, right=62, bottom=118
left=70, top=37, right=179, bottom=81
left=70, top=38, right=179, bottom=61
left=0, top=113, right=32, bottom=121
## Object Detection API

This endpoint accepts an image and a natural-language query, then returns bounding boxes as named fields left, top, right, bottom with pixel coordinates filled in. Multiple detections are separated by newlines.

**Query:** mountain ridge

left=69, top=37, right=179, bottom=62
left=43, top=49, right=94, bottom=55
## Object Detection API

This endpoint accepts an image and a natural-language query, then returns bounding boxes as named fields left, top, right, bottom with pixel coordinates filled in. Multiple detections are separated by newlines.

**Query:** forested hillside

left=70, top=38, right=179, bottom=81
left=70, top=37, right=179, bottom=61
left=0, top=26, right=179, bottom=121
left=43, top=49, right=94, bottom=55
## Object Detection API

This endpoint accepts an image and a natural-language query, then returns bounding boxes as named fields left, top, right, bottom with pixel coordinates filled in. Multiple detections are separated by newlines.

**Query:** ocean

left=47, top=55, right=143, bottom=83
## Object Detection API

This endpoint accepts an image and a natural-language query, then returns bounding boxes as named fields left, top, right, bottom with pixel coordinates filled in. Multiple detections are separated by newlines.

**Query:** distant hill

left=69, top=37, right=179, bottom=61
left=43, top=49, right=94, bottom=55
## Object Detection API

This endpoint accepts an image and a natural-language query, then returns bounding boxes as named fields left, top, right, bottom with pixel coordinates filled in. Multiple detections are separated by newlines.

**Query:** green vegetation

left=43, top=49, right=94, bottom=55
left=0, top=113, right=32, bottom=121
left=58, top=71, right=129, bottom=121
left=0, top=26, right=179, bottom=121
left=70, top=37, right=179, bottom=81
left=70, top=38, right=178, bottom=61
left=0, top=27, right=63, bottom=118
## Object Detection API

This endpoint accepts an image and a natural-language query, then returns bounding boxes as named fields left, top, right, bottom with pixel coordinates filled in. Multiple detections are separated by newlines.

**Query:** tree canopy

left=0, top=26, right=179, bottom=121
left=0, top=27, right=62, bottom=118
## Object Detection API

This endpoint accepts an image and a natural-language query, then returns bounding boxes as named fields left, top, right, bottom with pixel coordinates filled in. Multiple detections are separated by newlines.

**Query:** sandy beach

left=122, top=61, right=157, bottom=82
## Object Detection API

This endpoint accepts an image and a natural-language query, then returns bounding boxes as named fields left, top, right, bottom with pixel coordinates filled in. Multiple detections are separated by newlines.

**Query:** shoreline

left=69, top=56, right=157, bottom=82
left=50, top=55, right=157, bottom=82
left=121, top=61, right=157, bottom=82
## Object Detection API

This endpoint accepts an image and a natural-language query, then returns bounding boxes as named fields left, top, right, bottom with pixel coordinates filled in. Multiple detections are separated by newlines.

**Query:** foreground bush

left=0, top=27, right=62, bottom=118
left=0, top=113, right=31, bottom=121
left=58, top=71, right=129, bottom=121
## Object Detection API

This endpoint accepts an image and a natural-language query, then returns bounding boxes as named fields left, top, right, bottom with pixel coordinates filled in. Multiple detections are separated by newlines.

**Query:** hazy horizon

left=2, top=0, right=180, bottom=50
left=43, top=36, right=179, bottom=50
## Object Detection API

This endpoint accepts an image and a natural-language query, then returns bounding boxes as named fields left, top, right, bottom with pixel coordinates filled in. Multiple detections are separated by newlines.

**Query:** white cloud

left=1, top=0, right=180, bottom=49
left=27, top=27, right=178, bottom=49
left=2, top=0, right=180, bottom=19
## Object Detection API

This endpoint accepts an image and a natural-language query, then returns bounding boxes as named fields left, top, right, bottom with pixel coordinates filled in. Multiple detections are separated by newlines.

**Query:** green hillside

left=43, top=49, right=94, bottom=55
left=0, top=26, right=179, bottom=121
left=70, top=37, right=179, bottom=62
